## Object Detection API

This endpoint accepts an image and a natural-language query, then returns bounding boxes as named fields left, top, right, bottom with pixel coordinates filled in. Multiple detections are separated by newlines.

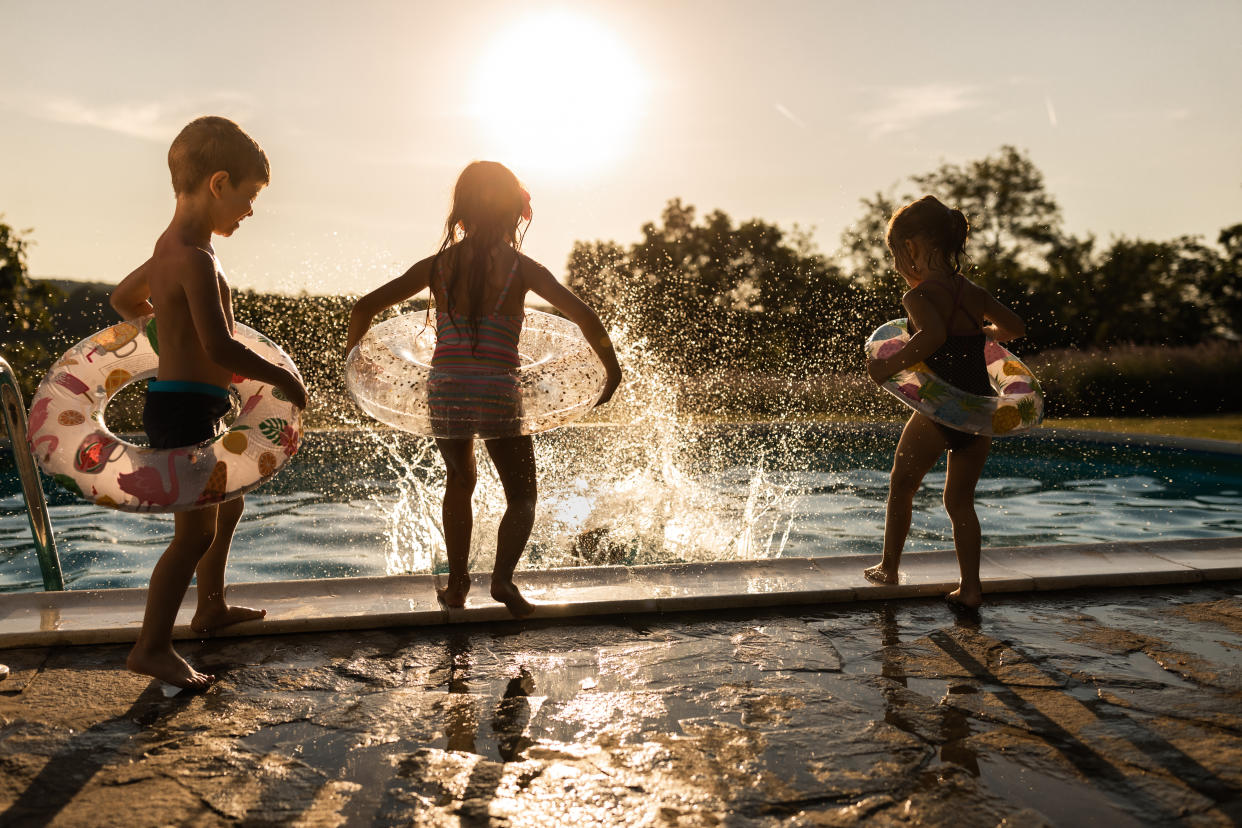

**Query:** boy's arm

left=181, top=250, right=308, bottom=409
left=524, top=261, right=622, bottom=405
left=111, top=260, right=154, bottom=319
left=345, top=257, right=434, bottom=353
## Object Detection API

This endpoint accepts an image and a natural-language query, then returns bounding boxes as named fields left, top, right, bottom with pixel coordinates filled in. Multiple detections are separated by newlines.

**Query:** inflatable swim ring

left=27, top=315, right=303, bottom=513
left=865, top=318, right=1044, bottom=436
left=346, top=309, right=605, bottom=439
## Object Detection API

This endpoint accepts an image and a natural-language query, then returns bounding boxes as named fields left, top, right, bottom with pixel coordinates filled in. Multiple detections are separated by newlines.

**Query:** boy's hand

left=867, top=357, right=892, bottom=385
left=277, top=371, right=309, bottom=410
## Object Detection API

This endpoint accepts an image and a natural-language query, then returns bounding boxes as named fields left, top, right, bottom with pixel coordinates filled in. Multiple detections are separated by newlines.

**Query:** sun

left=470, top=12, right=645, bottom=177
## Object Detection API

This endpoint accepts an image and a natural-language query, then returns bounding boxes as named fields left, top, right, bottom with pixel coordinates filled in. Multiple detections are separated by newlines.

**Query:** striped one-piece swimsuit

left=427, top=256, right=524, bottom=438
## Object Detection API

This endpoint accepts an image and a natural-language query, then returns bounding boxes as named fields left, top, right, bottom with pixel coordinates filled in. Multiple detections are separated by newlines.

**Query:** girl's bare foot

left=490, top=579, right=534, bottom=619
left=436, top=574, right=471, bottom=608
left=863, top=564, right=900, bottom=584
left=190, top=604, right=266, bottom=634
left=127, top=643, right=215, bottom=690
left=946, top=586, right=983, bottom=610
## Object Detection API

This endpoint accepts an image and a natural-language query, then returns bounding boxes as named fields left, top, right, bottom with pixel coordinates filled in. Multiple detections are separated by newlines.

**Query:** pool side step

left=0, top=537, right=1239, bottom=649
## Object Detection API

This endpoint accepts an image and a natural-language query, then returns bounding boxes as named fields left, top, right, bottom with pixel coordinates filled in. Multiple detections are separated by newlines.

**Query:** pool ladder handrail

left=0, top=355, right=64, bottom=590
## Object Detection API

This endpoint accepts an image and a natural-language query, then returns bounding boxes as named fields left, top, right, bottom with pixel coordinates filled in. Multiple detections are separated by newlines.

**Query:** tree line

left=567, top=146, right=1241, bottom=375
left=3, top=145, right=1240, bottom=419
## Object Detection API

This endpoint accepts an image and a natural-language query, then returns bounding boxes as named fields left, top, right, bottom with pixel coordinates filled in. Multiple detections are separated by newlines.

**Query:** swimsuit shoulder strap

left=923, top=276, right=979, bottom=331
left=952, top=275, right=983, bottom=329
left=492, top=254, right=520, bottom=314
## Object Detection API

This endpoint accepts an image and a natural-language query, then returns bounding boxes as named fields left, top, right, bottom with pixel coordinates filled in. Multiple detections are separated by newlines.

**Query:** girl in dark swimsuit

left=863, top=196, right=1026, bottom=609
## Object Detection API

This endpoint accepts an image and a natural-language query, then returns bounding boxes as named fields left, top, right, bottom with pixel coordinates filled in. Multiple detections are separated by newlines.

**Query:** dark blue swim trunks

left=143, top=380, right=233, bottom=450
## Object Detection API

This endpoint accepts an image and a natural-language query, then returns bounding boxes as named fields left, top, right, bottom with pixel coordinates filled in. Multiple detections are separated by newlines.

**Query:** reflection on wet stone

left=2, top=585, right=1242, bottom=825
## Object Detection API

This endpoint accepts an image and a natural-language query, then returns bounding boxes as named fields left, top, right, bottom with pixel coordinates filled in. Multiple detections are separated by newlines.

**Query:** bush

left=1030, top=341, right=1242, bottom=417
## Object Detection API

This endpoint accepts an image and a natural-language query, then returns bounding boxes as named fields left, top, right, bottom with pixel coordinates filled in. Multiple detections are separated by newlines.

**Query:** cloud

left=774, top=102, right=807, bottom=129
left=856, top=83, right=980, bottom=136
left=0, top=91, right=255, bottom=142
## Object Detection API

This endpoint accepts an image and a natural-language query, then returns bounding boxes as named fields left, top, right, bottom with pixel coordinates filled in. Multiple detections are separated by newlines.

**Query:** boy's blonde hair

left=168, top=116, right=269, bottom=195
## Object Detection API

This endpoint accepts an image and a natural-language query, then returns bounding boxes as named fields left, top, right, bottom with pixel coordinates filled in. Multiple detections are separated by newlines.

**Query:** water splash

left=352, top=319, right=802, bottom=575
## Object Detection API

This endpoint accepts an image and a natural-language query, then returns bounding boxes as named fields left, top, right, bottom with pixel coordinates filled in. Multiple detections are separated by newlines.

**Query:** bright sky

left=2, top=0, right=1239, bottom=295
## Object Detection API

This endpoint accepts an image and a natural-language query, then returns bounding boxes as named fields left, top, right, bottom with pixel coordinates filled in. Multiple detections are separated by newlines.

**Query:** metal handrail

left=0, top=355, right=64, bottom=590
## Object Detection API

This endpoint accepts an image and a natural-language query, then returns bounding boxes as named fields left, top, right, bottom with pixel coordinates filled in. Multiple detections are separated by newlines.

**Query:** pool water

left=2, top=424, right=1240, bottom=592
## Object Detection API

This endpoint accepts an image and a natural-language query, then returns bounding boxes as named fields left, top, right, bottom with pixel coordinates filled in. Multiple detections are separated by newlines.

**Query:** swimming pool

left=2, top=424, right=1240, bottom=592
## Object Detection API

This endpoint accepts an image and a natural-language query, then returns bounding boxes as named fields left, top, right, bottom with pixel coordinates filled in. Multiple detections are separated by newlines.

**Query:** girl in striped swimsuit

left=347, top=162, right=622, bottom=617
left=863, top=196, right=1026, bottom=610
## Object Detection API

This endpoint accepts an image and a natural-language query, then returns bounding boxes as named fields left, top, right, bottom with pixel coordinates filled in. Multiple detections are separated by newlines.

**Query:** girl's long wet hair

left=885, top=195, right=970, bottom=276
left=432, top=161, right=530, bottom=350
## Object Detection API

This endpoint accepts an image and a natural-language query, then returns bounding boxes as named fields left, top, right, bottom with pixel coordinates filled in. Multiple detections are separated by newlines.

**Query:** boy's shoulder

left=150, top=237, right=219, bottom=285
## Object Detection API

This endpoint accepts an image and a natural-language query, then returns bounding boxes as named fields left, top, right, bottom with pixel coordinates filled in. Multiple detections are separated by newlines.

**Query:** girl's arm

left=111, top=260, right=154, bottom=319
left=979, top=291, right=1025, bottom=343
left=523, top=260, right=622, bottom=405
left=346, top=257, right=434, bottom=354
left=867, top=289, right=945, bottom=384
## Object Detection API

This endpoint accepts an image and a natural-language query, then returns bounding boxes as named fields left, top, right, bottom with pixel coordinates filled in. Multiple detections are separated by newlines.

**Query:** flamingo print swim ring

left=865, top=318, right=1045, bottom=437
left=346, top=309, right=606, bottom=439
left=27, top=315, right=303, bottom=513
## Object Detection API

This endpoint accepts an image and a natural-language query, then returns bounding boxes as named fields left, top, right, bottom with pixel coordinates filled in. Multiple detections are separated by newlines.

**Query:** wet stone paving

left=1, top=583, right=1241, bottom=826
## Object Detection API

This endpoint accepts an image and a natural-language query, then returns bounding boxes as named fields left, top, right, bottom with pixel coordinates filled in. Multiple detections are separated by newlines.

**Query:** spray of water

left=346, top=318, right=802, bottom=575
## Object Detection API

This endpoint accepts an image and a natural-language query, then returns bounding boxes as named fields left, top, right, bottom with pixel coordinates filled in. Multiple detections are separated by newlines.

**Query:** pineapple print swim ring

left=346, top=309, right=606, bottom=438
left=27, top=315, right=303, bottom=513
left=865, top=318, right=1044, bottom=437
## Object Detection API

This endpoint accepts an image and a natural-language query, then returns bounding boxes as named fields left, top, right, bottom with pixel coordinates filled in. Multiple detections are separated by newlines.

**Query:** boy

left=110, top=116, right=307, bottom=689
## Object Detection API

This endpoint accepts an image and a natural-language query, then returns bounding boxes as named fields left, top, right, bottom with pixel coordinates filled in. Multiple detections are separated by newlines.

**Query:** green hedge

left=1030, top=341, right=1242, bottom=417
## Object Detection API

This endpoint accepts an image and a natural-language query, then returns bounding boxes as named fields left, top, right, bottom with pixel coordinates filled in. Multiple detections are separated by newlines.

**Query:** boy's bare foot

left=863, top=564, right=900, bottom=584
left=127, top=643, right=215, bottom=690
left=490, top=580, right=535, bottom=619
left=436, top=574, right=471, bottom=608
left=946, top=586, right=983, bottom=610
left=190, top=604, right=266, bottom=634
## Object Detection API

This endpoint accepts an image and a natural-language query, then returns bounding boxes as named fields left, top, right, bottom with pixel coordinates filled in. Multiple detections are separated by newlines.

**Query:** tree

left=1207, top=224, right=1242, bottom=338
left=835, top=147, right=1242, bottom=351
left=566, top=199, right=869, bottom=373
left=1, top=221, right=63, bottom=397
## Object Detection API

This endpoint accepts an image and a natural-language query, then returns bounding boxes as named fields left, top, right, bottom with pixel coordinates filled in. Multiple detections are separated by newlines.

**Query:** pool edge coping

left=1, top=535, right=1239, bottom=649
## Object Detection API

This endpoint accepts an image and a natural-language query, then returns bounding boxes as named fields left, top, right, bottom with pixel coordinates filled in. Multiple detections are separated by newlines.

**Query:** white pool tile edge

left=0, top=536, right=1239, bottom=649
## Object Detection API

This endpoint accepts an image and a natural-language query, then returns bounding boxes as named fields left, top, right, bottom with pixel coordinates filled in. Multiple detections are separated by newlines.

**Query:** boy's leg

left=483, top=435, right=537, bottom=618
left=128, top=506, right=219, bottom=689
left=865, top=414, right=945, bottom=584
left=942, top=435, right=992, bottom=608
left=435, top=438, right=477, bottom=607
left=191, top=496, right=266, bottom=633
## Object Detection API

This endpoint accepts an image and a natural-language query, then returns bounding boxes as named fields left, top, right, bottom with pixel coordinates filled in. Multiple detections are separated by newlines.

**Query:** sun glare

left=471, top=12, right=645, bottom=177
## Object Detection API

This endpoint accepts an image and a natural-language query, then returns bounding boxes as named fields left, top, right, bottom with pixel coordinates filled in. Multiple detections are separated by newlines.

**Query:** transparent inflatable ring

left=865, top=318, right=1045, bottom=436
left=346, top=309, right=605, bottom=439
left=27, top=315, right=304, bottom=512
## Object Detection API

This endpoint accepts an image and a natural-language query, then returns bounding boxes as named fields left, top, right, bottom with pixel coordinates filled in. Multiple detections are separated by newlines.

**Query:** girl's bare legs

left=435, top=437, right=477, bottom=607
left=191, top=495, right=266, bottom=632
left=484, top=435, right=537, bottom=618
left=943, top=434, right=992, bottom=609
left=128, top=506, right=218, bottom=689
left=865, top=414, right=946, bottom=584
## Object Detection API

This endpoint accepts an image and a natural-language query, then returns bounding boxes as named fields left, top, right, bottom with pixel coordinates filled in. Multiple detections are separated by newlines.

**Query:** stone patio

left=2, top=581, right=1241, bottom=826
